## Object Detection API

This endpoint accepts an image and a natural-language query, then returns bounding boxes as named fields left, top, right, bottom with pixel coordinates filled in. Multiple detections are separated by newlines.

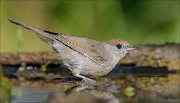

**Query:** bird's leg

left=72, top=69, right=96, bottom=84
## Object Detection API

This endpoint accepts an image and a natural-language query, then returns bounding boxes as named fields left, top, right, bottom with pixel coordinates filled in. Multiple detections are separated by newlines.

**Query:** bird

left=9, top=19, right=136, bottom=83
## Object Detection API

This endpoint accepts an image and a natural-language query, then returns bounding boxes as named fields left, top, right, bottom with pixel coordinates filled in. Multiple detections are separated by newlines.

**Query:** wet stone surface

left=1, top=63, right=180, bottom=103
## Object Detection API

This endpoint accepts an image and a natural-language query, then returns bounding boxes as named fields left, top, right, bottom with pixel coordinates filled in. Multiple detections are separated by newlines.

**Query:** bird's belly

left=59, top=51, right=113, bottom=76
left=81, top=63, right=114, bottom=76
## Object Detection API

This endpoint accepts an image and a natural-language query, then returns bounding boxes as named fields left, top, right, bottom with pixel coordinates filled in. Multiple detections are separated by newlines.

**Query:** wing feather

left=53, top=34, right=112, bottom=65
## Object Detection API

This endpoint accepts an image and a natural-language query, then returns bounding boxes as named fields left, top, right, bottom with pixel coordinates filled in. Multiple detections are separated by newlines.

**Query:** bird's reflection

left=47, top=83, right=121, bottom=103
left=65, top=84, right=120, bottom=103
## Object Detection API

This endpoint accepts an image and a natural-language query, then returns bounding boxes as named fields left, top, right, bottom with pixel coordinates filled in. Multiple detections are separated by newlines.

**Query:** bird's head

left=106, top=39, right=137, bottom=55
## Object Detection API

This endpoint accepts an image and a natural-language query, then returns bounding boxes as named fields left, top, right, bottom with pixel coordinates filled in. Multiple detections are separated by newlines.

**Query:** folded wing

left=50, top=33, right=113, bottom=65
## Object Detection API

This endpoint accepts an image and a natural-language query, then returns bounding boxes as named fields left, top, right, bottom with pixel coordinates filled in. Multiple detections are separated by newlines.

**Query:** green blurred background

left=1, top=0, right=179, bottom=52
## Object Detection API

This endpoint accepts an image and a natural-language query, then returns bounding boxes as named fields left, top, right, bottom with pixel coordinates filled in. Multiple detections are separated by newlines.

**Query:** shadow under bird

left=9, top=19, right=136, bottom=83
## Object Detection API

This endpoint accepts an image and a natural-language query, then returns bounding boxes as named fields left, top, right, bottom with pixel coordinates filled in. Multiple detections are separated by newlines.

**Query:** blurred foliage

left=0, top=68, right=11, bottom=103
left=0, top=0, right=179, bottom=52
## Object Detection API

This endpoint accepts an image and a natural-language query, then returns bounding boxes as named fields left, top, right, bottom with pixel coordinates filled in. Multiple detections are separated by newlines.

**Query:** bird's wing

left=51, top=33, right=113, bottom=65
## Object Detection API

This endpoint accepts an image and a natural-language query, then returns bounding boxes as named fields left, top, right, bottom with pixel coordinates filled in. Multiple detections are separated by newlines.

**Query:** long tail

left=8, top=19, right=47, bottom=35
left=8, top=19, right=56, bottom=42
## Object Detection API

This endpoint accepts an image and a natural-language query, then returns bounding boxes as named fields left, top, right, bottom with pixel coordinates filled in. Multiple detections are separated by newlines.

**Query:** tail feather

left=8, top=19, right=45, bottom=35
left=8, top=19, right=56, bottom=42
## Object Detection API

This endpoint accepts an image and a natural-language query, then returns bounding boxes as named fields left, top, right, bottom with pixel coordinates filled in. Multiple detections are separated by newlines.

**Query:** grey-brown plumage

left=9, top=19, right=136, bottom=83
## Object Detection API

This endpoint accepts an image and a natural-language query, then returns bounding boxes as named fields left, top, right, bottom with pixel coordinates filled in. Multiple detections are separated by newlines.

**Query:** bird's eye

left=116, top=44, right=122, bottom=49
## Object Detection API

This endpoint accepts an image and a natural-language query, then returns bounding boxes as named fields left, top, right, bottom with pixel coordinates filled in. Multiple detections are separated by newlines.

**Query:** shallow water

left=1, top=64, right=180, bottom=103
